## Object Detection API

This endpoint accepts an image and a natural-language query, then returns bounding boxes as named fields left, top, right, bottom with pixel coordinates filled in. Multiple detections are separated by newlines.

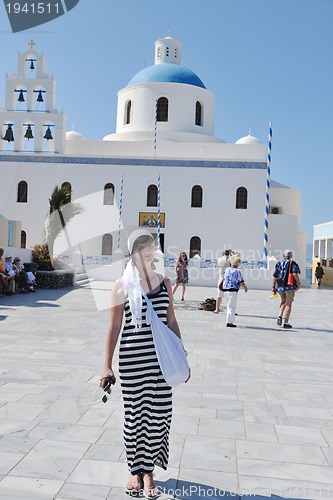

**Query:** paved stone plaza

left=0, top=283, right=333, bottom=500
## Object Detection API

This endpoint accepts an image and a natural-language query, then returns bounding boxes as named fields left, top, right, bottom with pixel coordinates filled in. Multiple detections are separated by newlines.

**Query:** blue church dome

left=127, top=63, right=206, bottom=89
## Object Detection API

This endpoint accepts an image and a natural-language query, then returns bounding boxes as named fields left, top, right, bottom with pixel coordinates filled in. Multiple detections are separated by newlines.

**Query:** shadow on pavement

left=155, top=478, right=297, bottom=499
left=0, top=288, right=74, bottom=318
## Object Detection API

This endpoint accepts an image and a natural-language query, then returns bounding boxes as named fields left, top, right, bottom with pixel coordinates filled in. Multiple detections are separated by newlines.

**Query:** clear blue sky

left=1, top=0, right=332, bottom=244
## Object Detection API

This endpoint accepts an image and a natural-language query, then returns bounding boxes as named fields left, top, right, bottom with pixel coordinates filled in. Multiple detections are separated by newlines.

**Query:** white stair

left=75, top=270, right=95, bottom=287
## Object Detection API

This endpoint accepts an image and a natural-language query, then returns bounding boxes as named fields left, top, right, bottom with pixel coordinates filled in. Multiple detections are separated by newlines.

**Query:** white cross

left=28, top=40, right=36, bottom=50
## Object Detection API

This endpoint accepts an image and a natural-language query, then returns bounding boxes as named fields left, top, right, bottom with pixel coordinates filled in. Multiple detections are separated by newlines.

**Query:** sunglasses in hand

left=100, top=375, right=116, bottom=403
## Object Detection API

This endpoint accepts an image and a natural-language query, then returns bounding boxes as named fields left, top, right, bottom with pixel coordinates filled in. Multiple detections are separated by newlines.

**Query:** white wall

left=1, top=246, right=32, bottom=262
left=115, top=83, right=215, bottom=136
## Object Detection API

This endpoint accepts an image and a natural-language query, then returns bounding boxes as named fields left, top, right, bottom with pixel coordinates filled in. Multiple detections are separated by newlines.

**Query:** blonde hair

left=230, top=255, right=242, bottom=267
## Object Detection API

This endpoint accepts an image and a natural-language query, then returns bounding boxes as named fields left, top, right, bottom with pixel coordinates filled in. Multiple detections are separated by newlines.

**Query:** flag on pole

left=117, top=174, right=124, bottom=249
left=157, top=173, right=161, bottom=249
left=153, top=99, right=158, bottom=156
left=263, top=122, right=272, bottom=267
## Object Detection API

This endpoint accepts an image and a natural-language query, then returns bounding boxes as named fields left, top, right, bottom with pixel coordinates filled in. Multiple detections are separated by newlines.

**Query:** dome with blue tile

left=127, top=63, right=206, bottom=89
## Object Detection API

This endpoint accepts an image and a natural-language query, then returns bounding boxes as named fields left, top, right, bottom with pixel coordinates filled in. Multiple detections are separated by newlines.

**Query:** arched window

left=21, top=230, right=27, bottom=249
left=125, top=100, right=132, bottom=125
left=157, top=97, right=168, bottom=122
left=61, top=182, right=72, bottom=202
left=190, top=236, right=201, bottom=258
left=104, top=183, right=115, bottom=205
left=195, top=101, right=202, bottom=126
left=102, top=234, right=113, bottom=255
left=191, top=185, right=203, bottom=208
left=17, top=181, right=28, bottom=203
left=236, top=187, right=248, bottom=209
left=147, top=184, right=158, bottom=207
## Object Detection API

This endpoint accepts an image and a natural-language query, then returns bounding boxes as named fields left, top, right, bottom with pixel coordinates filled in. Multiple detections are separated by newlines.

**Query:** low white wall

left=164, top=258, right=275, bottom=290
left=1, top=246, right=32, bottom=263
left=75, top=252, right=311, bottom=290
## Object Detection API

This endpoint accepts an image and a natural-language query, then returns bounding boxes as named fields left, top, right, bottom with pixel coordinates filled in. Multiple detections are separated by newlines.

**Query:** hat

left=127, top=229, right=154, bottom=254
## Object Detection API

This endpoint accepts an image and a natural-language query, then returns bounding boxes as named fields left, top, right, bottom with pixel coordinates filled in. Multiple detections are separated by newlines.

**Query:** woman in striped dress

left=100, top=229, right=188, bottom=498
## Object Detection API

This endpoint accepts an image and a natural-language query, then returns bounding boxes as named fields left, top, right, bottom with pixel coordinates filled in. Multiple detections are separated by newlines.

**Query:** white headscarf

left=118, top=229, right=154, bottom=330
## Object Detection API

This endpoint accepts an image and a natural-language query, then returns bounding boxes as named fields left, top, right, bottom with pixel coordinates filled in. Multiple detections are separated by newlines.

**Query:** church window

left=17, top=181, right=28, bottom=203
left=61, top=182, right=72, bottom=202
left=190, top=236, right=201, bottom=258
left=236, top=187, right=248, bottom=209
left=125, top=100, right=132, bottom=125
left=147, top=184, right=158, bottom=206
left=191, top=185, right=203, bottom=207
left=21, top=230, right=27, bottom=249
left=104, top=183, right=115, bottom=205
left=157, top=97, right=168, bottom=122
left=195, top=101, right=203, bottom=126
left=102, top=233, right=113, bottom=255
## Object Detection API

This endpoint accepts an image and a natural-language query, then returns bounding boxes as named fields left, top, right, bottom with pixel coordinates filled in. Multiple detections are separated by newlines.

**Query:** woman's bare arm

left=100, top=279, right=125, bottom=387
left=164, top=276, right=182, bottom=338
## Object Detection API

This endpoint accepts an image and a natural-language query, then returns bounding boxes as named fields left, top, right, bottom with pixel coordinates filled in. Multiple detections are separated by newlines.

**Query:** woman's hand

left=100, top=368, right=115, bottom=388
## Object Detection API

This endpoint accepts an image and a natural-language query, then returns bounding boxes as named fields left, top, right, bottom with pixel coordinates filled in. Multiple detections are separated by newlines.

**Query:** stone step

left=76, top=272, right=88, bottom=281
left=75, top=271, right=95, bottom=286
left=76, top=277, right=95, bottom=286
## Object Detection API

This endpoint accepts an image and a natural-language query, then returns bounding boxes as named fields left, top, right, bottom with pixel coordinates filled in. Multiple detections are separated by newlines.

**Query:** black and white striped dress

left=119, top=280, right=172, bottom=474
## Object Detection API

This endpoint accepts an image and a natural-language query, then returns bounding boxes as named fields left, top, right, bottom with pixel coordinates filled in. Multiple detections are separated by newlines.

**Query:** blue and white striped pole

left=117, top=174, right=124, bottom=250
left=157, top=173, right=161, bottom=249
left=153, top=99, right=158, bottom=157
left=263, top=122, right=272, bottom=267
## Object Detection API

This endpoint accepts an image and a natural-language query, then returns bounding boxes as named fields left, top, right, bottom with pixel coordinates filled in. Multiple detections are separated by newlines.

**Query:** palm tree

left=45, top=185, right=82, bottom=261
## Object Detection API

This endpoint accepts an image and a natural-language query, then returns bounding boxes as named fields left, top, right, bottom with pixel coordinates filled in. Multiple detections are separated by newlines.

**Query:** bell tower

left=154, top=36, right=182, bottom=65
left=0, top=40, right=66, bottom=153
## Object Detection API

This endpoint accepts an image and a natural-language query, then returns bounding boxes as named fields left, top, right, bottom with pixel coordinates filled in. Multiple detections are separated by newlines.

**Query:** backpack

left=198, top=297, right=216, bottom=311
left=274, top=261, right=291, bottom=288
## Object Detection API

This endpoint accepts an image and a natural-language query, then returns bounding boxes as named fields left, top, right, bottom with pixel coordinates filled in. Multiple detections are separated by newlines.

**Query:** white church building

left=0, top=36, right=306, bottom=286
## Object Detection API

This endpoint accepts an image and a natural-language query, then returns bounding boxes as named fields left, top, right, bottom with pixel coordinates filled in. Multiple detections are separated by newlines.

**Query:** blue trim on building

left=0, top=154, right=267, bottom=170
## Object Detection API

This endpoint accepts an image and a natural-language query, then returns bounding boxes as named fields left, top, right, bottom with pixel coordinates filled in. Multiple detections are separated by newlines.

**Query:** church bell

left=24, top=125, right=34, bottom=140
left=36, top=91, right=44, bottom=102
left=43, top=126, right=53, bottom=140
left=2, top=124, right=14, bottom=142
left=17, top=90, right=25, bottom=102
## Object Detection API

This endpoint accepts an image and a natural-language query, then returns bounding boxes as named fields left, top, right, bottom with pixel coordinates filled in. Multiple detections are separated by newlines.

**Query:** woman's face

left=134, top=240, right=156, bottom=265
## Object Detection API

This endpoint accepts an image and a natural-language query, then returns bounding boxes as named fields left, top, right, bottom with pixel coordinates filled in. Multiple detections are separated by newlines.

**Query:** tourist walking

left=315, top=262, right=324, bottom=286
left=272, top=249, right=301, bottom=329
left=100, top=229, right=189, bottom=499
left=172, top=251, right=189, bottom=301
left=221, top=255, right=248, bottom=327
left=214, top=249, right=232, bottom=314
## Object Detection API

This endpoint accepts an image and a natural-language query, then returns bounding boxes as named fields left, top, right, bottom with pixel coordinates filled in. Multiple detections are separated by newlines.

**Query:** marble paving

left=0, top=283, right=333, bottom=499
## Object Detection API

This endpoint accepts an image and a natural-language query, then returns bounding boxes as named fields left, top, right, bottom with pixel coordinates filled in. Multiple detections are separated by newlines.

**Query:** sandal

left=125, top=474, right=143, bottom=496
left=142, top=473, right=160, bottom=499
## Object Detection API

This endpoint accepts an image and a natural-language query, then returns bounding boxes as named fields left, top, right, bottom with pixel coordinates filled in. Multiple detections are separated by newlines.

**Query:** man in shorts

left=272, top=249, right=301, bottom=329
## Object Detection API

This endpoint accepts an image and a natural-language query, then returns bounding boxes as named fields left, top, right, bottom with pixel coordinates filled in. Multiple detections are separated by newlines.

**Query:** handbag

left=142, top=290, right=190, bottom=387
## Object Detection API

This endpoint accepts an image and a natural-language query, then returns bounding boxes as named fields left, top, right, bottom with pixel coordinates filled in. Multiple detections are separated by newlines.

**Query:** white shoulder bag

left=142, top=290, right=190, bottom=387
